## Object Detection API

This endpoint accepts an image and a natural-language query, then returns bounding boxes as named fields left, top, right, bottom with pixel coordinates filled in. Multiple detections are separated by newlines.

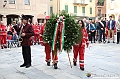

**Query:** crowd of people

left=0, top=15, right=120, bottom=70
left=83, top=16, right=120, bottom=44
left=0, top=15, right=119, bottom=49
left=0, top=20, right=42, bottom=49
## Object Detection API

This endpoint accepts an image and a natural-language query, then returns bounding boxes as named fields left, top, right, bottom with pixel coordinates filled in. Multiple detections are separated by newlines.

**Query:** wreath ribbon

left=52, top=21, right=65, bottom=51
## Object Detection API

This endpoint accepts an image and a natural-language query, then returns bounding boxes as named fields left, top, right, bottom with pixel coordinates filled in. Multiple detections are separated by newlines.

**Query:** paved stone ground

left=0, top=42, right=120, bottom=79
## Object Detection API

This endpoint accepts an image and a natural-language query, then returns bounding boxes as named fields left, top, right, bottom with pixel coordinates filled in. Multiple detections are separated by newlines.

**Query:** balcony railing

left=97, top=1, right=104, bottom=6
left=97, top=14, right=105, bottom=17
left=73, top=0, right=88, bottom=5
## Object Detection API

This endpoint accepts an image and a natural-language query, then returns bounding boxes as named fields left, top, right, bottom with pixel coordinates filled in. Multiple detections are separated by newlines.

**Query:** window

left=24, top=0, right=30, bottom=5
left=82, top=7, right=85, bottom=13
left=74, top=6, right=77, bottom=13
left=90, top=7, right=92, bottom=14
left=82, top=7, right=85, bottom=16
left=65, top=5, right=68, bottom=13
left=50, top=6, right=53, bottom=14
left=81, top=0, right=85, bottom=4
left=90, top=0, right=92, bottom=2
left=9, top=0, right=15, bottom=4
left=98, top=9, right=101, bottom=16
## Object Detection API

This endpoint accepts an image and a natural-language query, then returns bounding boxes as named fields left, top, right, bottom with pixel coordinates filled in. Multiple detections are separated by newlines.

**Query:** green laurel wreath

left=42, top=11, right=82, bottom=52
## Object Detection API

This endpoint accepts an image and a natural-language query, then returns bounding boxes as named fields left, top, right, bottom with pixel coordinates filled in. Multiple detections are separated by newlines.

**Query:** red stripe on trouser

left=73, top=44, right=85, bottom=67
left=44, top=43, right=58, bottom=63
left=80, top=62, right=84, bottom=68
left=79, top=47, right=85, bottom=68
left=45, top=43, right=51, bottom=62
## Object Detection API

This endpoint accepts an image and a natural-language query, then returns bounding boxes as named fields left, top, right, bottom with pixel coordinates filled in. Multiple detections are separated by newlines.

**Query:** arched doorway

left=24, top=15, right=34, bottom=24
left=118, top=14, right=120, bottom=17
left=6, top=14, right=20, bottom=25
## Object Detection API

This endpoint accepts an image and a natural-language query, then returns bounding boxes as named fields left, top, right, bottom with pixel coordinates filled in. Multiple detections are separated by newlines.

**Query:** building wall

left=106, top=0, right=120, bottom=21
left=50, top=0, right=58, bottom=14
left=50, top=0, right=95, bottom=19
left=0, top=0, right=50, bottom=25
left=60, top=0, right=73, bottom=14
left=95, top=0, right=106, bottom=18
left=86, top=0, right=95, bottom=18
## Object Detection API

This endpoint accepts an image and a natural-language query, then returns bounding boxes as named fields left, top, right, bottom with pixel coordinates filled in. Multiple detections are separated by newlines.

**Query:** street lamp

left=3, top=0, right=7, bottom=7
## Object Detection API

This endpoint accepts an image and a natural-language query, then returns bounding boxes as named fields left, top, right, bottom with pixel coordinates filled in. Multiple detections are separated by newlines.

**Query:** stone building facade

left=95, top=0, right=106, bottom=18
left=106, top=0, right=120, bottom=21
left=0, top=0, right=50, bottom=25
left=50, top=0, right=96, bottom=20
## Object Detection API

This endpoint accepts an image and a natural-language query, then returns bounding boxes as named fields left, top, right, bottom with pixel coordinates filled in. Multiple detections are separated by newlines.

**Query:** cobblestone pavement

left=0, top=42, right=120, bottom=79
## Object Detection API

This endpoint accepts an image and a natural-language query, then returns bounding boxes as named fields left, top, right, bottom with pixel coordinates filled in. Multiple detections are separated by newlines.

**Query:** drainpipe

left=59, top=0, right=60, bottom=14
left=57, top=0, right=58, bottom=14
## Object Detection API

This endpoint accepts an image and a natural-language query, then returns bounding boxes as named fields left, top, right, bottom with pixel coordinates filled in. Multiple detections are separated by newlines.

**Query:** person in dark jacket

left=95, top=17, right=100, bottom=41
left=107, top=16, right=115, bottom=43
left=116, top=16, right=120, bottom=44
left=19, top=14, right=34, bottom=68
left=98, top=17, right=106, bottom=43
left=89, top=19, right=96, bottom=43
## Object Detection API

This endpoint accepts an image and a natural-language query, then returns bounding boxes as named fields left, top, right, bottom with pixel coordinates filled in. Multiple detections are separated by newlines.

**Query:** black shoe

left=113, top=41, right=115, bottom=43
left=107, top=41, right=110, bottom=43
left=95, top=39, right=98, bottom=41
left=20, top=63, right=26, bottom=67
left=73, top=62, right=77, bottom=66
left=26, top=64, right=31, bottom=68
left=103, top=41, right=106, bottom=43
left=1, top=46, right=3, bottom=49
left=47, top=62, right=50, bottom=66
left=80, top=67, right=84, bottom=71
left=54, top=63, right=58, bottom=69
left=4, top=46, right=7, bottom=48
left=117, top=42, right=119, bottom=44
left=34, top=43, right=36, bottom=45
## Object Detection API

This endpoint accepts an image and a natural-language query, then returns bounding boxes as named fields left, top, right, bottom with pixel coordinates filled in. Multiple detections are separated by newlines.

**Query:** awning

left=6, top=14, right=20, bottom=18
left=37, top=14, right=45, bottom=19
left=25, top=15, right=34, bottom=18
